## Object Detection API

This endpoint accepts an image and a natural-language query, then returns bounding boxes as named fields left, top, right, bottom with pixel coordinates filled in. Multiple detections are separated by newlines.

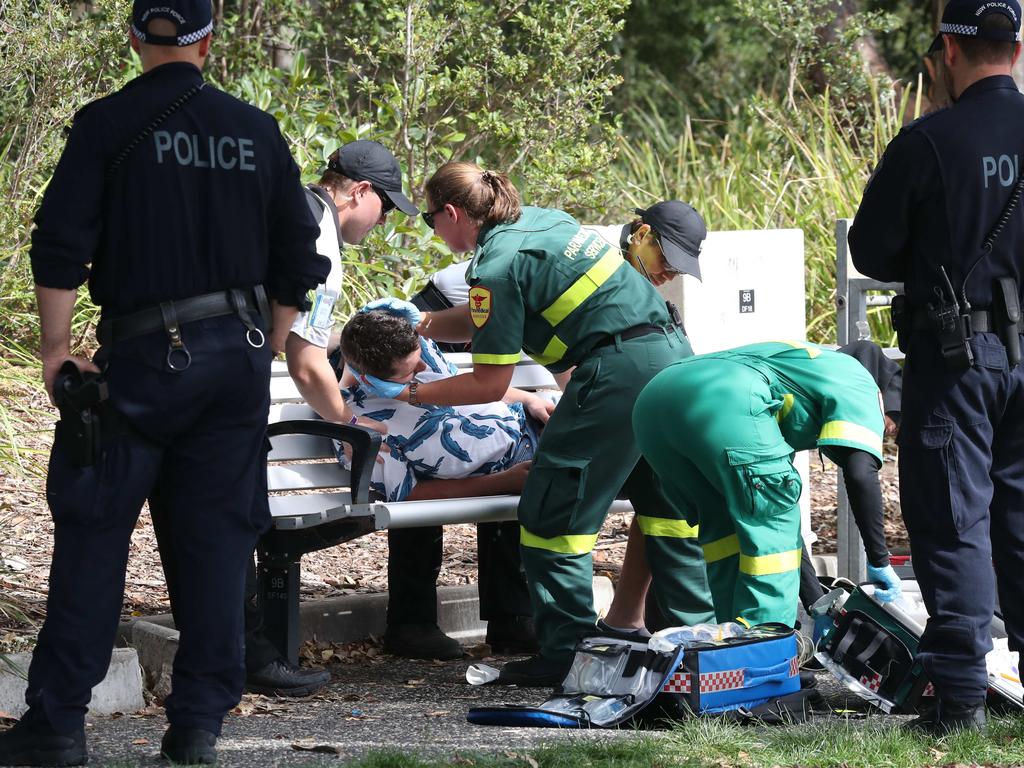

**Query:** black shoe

left=497, top=654, right=571, bottom=687
left=906, top=699, right=986, bottom=736
left=244, top=658, right=331, bottom=697
left=799, top=669, right=818, bottom=689
left=160, top=726, right=217, bottom=765
left=485, top=616, right=539, bottom=654
left=383, top=624, right=463, bottom=660
left=0, top=716, right=87, bottom=767
left=594, top=619, right=652, bottom=640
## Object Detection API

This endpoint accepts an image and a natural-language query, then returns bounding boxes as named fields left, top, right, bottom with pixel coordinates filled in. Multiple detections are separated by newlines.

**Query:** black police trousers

left=898, top=330, right=1024, bottom=703
left=25, top=315, right=273, bottom=735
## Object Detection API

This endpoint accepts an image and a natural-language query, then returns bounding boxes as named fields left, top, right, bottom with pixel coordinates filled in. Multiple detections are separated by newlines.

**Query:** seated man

left=338, top=309, right=556, bottom=659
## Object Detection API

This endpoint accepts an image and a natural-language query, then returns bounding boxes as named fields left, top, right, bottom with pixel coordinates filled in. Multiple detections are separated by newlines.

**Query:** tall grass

left=607, top=79, right=920, bottom=342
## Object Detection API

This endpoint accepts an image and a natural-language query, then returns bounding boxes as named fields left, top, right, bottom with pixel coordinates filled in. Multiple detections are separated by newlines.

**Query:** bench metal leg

left=258, top=557, right=301, bottom=665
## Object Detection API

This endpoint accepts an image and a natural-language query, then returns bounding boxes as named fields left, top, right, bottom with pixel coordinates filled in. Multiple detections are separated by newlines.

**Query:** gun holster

left=993, top=277, right=1022, bottom=368
left=54, top=361, right=108, bottom=467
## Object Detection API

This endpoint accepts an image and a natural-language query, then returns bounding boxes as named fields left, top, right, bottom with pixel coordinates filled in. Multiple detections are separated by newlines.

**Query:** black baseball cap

left=132, top=1, right=214, bottom=46
left=328, top=140, right=419, bottom=216
left=635, top=201, right=707, bottom=280
left=928, top=0, right=1021, bottom=52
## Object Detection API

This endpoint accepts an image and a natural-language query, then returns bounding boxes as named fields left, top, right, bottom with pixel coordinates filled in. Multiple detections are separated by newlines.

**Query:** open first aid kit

left=467, top=622, right=802, bottom=728
left=814, top=582, right=1022, bottom=714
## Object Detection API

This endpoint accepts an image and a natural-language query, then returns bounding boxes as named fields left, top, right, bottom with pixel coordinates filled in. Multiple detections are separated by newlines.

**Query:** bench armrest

left=267, top=419, right=382, bottom=505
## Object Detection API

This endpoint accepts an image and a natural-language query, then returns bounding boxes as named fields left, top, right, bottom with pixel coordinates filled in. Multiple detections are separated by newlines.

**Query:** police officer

left=0, top=2, right=329, bottom=765
left=631, top=342, right=899, bottom=629
left=849, top=0, right=1024, bottom=735
left=365, top=161, right=716, bottom=686
left=150, top=140, right=419, bottom=697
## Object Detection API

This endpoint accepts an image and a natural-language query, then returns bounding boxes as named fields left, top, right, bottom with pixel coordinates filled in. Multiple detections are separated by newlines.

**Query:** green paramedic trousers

left=633, top=356, right=804, bottom=628
left=518, top=329, right=715, bottom=661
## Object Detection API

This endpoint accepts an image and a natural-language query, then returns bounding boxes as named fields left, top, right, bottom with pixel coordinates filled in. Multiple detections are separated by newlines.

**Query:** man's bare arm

left=404, top=461, right=531, bottom=501
left=35, top=285, right=98, bottom=402
left=416, top=304, right=474, bottom=343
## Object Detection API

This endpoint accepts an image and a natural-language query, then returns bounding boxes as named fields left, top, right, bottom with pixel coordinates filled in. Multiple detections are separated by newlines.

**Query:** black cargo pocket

left=517, top=452, right=590, bottom=538
left=726, top=451, right=802, bottom=519
left=902, top=417, right=972, bottom=534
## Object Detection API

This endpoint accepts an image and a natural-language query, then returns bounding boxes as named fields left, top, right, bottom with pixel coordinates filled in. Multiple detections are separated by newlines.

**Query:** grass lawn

left=348, top=713, right=1024, bottom=768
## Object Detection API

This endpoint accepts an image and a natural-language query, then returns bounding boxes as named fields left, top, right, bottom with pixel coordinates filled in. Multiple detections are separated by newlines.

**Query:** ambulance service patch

left=469, top=286, right=492, bottom=328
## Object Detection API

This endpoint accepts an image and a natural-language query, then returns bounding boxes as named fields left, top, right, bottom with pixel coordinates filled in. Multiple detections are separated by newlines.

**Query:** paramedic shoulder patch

left=469, top=286, right=492, bottom=328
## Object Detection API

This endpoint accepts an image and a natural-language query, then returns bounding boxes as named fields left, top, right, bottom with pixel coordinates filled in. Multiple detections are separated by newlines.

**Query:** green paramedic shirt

left=465, top=206, right=669, bottom=372
left=717, top=341, right=885, bottom=464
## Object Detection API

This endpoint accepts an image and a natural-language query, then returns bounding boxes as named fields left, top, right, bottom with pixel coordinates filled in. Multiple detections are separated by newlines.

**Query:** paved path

left=72, top=656, right=882, bottom=767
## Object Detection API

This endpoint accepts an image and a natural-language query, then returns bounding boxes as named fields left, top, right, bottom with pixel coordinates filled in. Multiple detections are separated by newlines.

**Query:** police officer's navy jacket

left=30, top=61, right=326, bottom=315
left=849, top=75, right=1024, bottom=310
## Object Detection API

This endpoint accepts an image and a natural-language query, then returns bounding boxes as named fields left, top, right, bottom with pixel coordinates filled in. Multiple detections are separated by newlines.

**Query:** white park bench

left=258, top=355, right=634, bottom=662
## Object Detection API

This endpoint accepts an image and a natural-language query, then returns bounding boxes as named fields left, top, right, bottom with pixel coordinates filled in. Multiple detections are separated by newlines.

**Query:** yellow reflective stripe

left=776, top=393, right=795, bottom=423
left=739, top=548, right=802, bottom=576
left=703, top=534, right=740, bottom=563
left=735, top=616, right=751, bottom=629
left=530, top=335, right=568, bottom=366
left=519, top=527, right=598, bottom=555
left=471, top=353, right=521, bottom=365
left=819, top=420, right=883, bottom=457
left=772, top=340, right=821, bottom=358
left=637, top=516, right=699, bottom=539
left=541, top=249, right=623, bottom=327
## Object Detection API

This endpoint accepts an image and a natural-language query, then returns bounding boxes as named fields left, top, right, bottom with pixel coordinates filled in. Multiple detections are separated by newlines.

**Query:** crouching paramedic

left=632, top=341, right=899, bottom=629
left=362, top=162, right=715, bottom=686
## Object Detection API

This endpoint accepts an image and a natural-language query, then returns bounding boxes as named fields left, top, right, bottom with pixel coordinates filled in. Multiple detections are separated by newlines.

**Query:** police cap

left=928, top=0, right=1022, bottom=52
left=132, top=1, right=214, bottom=46
left=634, top=201, right=707, bottom=280
left=329, top=140, right=419, bottom=216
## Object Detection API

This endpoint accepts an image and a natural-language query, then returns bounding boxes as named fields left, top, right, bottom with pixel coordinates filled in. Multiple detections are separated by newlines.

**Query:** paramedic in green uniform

left=368, top=161, right=715, bottom=686
left=633, top=341, right=902, bottom=627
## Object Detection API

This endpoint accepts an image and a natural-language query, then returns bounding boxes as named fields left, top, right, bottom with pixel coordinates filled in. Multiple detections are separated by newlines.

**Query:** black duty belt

left=911, top=308, right=1022, bottom=335
left=97, top=285, right=270, bottom=371
left=592, top=323, right=668, bottom=350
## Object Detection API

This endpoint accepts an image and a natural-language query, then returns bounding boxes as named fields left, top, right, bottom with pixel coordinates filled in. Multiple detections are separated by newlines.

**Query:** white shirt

left=291, top=187, right=343, bottom=348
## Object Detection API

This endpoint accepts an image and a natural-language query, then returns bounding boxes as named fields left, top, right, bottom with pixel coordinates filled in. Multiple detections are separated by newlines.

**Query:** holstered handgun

left=993, top=277, right=1022, bottom=368
left=53, top=361, right=108, bottom=467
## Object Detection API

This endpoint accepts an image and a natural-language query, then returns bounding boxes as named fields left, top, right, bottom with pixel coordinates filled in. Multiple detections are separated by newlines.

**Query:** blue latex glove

left=812, top=614, right=834, bottom=646
left=351, top=366, right=408, bottom=400
left=359, top=297, right=422, bottom=327
left=866, top=563, right=902, bottom=603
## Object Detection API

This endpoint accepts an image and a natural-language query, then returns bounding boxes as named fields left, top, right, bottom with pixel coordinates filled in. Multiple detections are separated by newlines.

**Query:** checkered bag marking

left=789, top=656, right=800, bottom=678
left=940, top=22, right=979, bottom=36
left=661, top=669, right=747, bottom=694
left=859, top=672, right=883, bottom=692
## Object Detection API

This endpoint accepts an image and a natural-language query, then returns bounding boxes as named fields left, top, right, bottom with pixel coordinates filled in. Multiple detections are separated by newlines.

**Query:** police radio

left=927, top=266, right=974, bottom=371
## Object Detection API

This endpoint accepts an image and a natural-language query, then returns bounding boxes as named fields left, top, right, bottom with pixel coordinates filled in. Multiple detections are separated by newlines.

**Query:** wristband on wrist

left=408, top=380, right=420, bottom=406
left=348, top=415, right=358, bottom=425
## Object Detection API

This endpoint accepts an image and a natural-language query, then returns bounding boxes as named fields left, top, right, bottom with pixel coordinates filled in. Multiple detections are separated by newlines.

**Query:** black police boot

left=485, top=616, right=539, bottom=654
left=244, top=658, right=331, bottom=698
left=906, top=699, right=986, bottom=736
left=159, top=726, right=217, bottom=765
left=383, top=623, right=463, bottom=660
left=497, top=654, right=571, bottom=687
left=0, top=716, right=87, bottom=767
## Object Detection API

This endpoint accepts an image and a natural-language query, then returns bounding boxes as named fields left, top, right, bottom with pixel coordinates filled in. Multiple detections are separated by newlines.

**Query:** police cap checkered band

left=935, top=0, right=1022, bottom=40
left=132, top=1, right=213, bottom=47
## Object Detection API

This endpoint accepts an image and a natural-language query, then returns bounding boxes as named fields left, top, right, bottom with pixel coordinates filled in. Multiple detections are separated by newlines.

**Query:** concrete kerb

left=121, top=577, right=617, bottom=690
left=0, top=648, right=145, bottom=718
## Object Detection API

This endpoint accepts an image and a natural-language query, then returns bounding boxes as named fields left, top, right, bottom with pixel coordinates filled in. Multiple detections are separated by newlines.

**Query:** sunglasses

left=373, top=186, right=396, bottom=215
left=421, top=205, right=445, bottom=230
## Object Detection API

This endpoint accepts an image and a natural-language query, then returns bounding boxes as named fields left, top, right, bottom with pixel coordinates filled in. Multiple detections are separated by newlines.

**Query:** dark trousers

left=387, top=521, right=531, bottom=627
left=897, top=332, right=1024, bottom=703
left=26, top=316, right=272, bottom=736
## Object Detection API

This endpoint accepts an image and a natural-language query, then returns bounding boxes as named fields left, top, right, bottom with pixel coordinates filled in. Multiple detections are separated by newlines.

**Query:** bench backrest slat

left=268, top=433, right=336, bottom=461
left=268, top=463, right=352, bottom=492
left=269, top=491, right=354, bottom=521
